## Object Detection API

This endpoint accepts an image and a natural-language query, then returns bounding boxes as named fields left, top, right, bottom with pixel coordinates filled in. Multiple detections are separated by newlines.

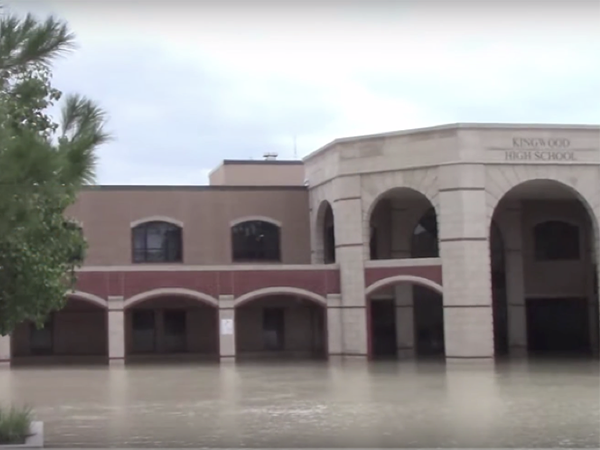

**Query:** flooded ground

left=1, top=359, right=599, bottom=448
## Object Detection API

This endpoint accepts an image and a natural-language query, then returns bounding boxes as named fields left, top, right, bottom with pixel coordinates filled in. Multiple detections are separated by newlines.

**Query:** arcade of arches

left=321, top=181, right=599, bottom=360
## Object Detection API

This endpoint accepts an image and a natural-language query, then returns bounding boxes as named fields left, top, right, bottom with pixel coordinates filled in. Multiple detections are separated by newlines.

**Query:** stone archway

left=488, top=173, right=600, bottom=358
left=234, top=287, right=327, bottom=360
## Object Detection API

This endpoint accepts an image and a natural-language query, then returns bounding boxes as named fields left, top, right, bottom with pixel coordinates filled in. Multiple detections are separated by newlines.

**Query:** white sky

left=5, top=0, right=600, bottom=185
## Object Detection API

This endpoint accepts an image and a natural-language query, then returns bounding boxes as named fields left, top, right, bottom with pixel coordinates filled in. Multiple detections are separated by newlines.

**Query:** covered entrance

left=491, top=179, right=600, bottom=358
left=125, top=294, right=218, bottom=361
left=10, top=295, right=108, bottom=365
left=368, top=282, right=445, bottom=360
left=235, top=294, right=326, bottom=359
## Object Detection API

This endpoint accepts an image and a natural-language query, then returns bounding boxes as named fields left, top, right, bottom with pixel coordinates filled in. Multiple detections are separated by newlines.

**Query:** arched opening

left=131, top=221, right=183, bottom=263
left=366, top=278, right=444, bottom=360
left=11, top=296, right=108, bottom=365
left=491, top=179, right=599, bottom=359
left=235, top=293, right=326, bottom=360
left=368, top=188, right=438, bottom=260
left=317, top=201, right=336, bottom=264
left=124, top=293, right=218, bottom=361
left=231, top=220, right=281, bottom=263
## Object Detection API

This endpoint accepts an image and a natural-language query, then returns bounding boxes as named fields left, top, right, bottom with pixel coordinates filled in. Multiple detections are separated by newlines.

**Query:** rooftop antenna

left=293, top=135, right=298, bottom=159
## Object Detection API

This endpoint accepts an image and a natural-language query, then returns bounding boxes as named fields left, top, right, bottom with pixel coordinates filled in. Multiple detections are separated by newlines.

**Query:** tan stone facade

left=2, top=123, right=599, bottom=366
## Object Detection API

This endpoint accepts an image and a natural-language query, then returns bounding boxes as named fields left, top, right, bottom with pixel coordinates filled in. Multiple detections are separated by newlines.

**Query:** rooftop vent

left=263, top=152, right=278, bottom=161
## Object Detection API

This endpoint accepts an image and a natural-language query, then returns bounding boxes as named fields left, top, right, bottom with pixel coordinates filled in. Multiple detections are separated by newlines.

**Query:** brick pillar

left=439, top=165, right=494, bottom=360
left=502, top=206, right=528, bottom=356
left=334, top=175, right=367, bottom=358
left=218, top=295, right=235, bottom=361
left=326, top=294, right=343, bottom=359
left=0, top=335, right=10, bottom=367
left=108, top=296, right=125, bottom=365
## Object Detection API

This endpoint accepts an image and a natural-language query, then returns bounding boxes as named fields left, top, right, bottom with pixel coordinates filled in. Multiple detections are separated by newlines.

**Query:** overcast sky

left=5, top=0, right=600, bottom=185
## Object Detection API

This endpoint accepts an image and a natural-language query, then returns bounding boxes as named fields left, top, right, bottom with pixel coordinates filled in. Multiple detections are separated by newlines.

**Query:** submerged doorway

left=368, top=285, right=445, bottom=360
left=526, top=298, right=592, bottom=356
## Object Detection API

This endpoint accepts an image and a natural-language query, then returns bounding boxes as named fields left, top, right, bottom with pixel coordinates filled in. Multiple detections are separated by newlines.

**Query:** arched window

left=132, top=221, right=183, bottom=263
left=411, top=208, right=439, bottom=258
left=232, top=220, right=281, bottom=262
left=534, top=220, right=580, bottom=261
left=323, top=205, right=336, bottom=264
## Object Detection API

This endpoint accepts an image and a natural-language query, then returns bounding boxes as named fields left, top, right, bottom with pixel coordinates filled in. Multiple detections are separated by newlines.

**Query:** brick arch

left=234, top=286, right=327, bottom=308
left=365, top=275, right=443, bottom=297
left=68, top=290, right=108, bottom=308
left=130, top=216, right=184, bottom=228
left=485, top=166, right=600, bottom=230
left=124, top=288, right=219, bottom=309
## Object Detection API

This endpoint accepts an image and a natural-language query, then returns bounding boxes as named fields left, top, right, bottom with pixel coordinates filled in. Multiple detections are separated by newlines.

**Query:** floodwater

left=1, top=359, right=599, bottom=448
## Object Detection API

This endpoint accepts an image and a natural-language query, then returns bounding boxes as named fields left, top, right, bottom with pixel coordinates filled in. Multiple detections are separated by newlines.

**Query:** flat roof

left=303, top=122, right=600, bottom=162
left=81, top=185, right=307, bottom=192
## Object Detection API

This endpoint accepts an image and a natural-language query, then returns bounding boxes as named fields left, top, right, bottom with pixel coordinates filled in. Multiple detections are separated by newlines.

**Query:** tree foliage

left=0, top=12, right=111, bottom=335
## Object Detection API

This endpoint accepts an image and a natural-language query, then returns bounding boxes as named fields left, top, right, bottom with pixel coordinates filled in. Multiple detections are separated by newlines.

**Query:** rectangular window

left=30, top=317, right=54, bottom=355
left=262, top=308, right=285, bottom=351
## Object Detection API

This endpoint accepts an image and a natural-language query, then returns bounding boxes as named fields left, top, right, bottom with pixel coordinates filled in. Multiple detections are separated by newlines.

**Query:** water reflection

left=1, top=359, right=598, bottom=448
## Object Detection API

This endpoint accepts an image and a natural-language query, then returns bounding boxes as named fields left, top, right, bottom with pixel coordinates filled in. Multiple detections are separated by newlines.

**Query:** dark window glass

left=411, top=208, right=439, bottom=258
left=163, top=310, right=187, bottom=353
left=132, top=221, right=183, bottom=263
left=324, top=225, right=336, bottom=264
left=534, top=221, right=580, bottom=261
left=30, top=317, right=53, bottom=355
left=370, top=226, right=378, bottom=260
left=263, top=308, right=285, bottom=350
left=131, top=310, right=156, bottom=353
left=231, top=220, right=281, bottom=262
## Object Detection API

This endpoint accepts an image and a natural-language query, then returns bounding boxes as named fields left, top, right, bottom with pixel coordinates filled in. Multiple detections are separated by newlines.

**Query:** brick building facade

left=1, top=123, right=599, bottom=366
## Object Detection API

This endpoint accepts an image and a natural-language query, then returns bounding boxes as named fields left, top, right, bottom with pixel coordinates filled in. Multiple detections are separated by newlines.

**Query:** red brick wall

left=76, top=268, right=340, bottom=300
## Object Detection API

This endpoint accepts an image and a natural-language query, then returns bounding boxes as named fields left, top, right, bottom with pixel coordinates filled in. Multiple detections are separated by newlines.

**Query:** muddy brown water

left=1, top=359, right=599, bottom=448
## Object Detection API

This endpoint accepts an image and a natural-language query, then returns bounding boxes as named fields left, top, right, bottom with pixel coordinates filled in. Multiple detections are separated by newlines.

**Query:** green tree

left=0, top=12, right=111, bottom=335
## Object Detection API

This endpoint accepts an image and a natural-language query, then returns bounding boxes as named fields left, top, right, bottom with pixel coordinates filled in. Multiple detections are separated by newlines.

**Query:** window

left=534, top=220, right=580, bottom=261
left=132, top=221, right=183, bottom=263
left=64, top=221, right=85, bottom=264
left=411, top=208, right=439, bottom=258
left=231, top=220, right=281, bottom=262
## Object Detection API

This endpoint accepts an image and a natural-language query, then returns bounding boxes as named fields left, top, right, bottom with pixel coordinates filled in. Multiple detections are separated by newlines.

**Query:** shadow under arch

left=366, top=275, right=445, bottom=361
left=490, top=178, right=599, bottom=359
left=234, top=287, right=328, bottom=360
left=124, top=288, right=219, bottom=309
left=366, top=187, right=439, bottom=261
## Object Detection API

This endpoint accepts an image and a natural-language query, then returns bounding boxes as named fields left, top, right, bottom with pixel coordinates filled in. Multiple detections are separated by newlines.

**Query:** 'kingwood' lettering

left=512, top=138, right=571, bottom=149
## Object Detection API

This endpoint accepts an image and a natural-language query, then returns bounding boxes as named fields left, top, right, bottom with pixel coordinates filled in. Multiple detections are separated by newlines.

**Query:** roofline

left=303, top=122, right=600, bottom=162
left=207, top=159, right=304, bottom=178
left=81, top=185, right=308, bottom=192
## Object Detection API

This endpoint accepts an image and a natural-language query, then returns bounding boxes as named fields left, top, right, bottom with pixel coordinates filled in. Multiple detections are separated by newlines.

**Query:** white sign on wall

left=220, top=318, right=233, bottom=336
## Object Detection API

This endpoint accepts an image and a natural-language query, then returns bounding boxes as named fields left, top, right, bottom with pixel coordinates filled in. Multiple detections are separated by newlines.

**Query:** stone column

left=326, top=294, right=343, bottom=359
left=108, top=296, right=125, bottom=365
left=390, top=201, right=415, bottom=358
left=218, top=295, right=236, bottom=361
left=439, top=165, right=494, bottom=360
left=502, top=206, right=528, bottom=356
left=334, top=175, right=367, bottom=358
left=0, top=335, right=10, bottom=367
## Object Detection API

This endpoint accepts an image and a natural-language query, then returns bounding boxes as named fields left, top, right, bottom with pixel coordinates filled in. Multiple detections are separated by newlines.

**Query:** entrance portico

left=306, top=123, right=600, bottom=360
